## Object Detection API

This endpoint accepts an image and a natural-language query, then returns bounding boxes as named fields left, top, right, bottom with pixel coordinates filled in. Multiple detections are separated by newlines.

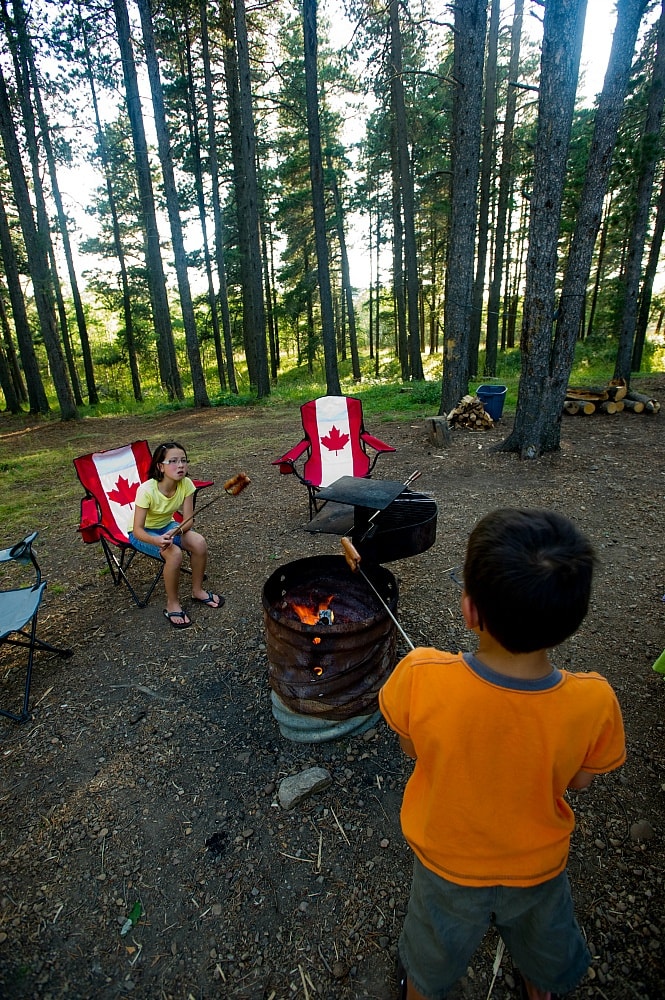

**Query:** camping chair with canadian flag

left=272, top=395, right=396, bottom=519
left=74, top=440, right=213, bottom=608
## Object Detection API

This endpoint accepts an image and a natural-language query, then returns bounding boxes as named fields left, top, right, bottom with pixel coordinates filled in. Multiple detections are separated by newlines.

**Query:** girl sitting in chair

left=129, top=441, right=223, bottom=629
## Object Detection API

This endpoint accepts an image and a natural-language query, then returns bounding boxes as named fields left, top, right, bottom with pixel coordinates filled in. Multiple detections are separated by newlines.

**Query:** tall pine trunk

left=439, top=0, right=487, bottom=415
left=136, top=0, right=209, bottom=407
left=112, top=0, right=182, bottom=400
left=498, top=0, right=587, bottom=458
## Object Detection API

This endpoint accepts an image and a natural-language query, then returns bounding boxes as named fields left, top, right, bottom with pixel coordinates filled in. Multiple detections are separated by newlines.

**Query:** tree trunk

left=79, top=4, right=142, bottom=402
left=11, top=0, right=99, bottom=405
left=200, top=0, right=237, bottom=394
left=220, top=0, right=269, bottom=397
left=389, top=0, right=423, bottom=380
left=0, top=66, right=77, bottom=419
left=632, top=163, right=665, bottom=369
left=439, top=0, right=487, bottom=414
left=178, top=9, right=226, bottom=392
left=615, top=0, right=665, bottom=382
left=554, top=0, right=647, bottom=382
left=469, top=0, right=500, bottom=378
left=498, top=0, right=587, bottom=458
left=112, top=0, right=182, bottom=400
left=485, top=0, right=524, bottom=377
left=326, top=151, right=361, bottom=382
left=136, top=0, right=209, bottom=407
left=0, top=181, right=48, bottom=413
left=390, top=118, right=409, bottom=379
left=303, top=0, right=340, bottom=395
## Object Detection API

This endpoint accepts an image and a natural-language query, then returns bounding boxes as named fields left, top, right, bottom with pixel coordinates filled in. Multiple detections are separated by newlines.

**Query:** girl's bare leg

left=161, top=545, right=189, bottom=622
left=181, top=531, right=221, bottom=606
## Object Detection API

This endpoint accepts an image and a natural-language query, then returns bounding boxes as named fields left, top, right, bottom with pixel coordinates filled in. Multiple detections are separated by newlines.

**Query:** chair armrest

left=361, top=432, right=397, bottom=454
left=272, top=439, right=310, bottom=473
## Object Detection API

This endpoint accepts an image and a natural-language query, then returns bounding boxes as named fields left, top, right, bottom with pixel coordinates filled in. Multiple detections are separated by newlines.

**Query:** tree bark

left=389, top=0, right=423, bottom=380
left=0, top=65, right=77, bottom=419
left=303, top=0, right=340, bottom=395
left=498, top=0, right=587, bottom=458
left=136, top=0, right=209, bottom=407
left=554, top=0, right=648, bottom=383
left=615, top=0, right=665, bottom=382
left=0, top=180, right=48, bottom=413
left=439, top=0, right=487, bottom=414
left=112, top=0, right=182, bottom=400
left=200, top=0, right=237, bottom=394
left=469, top=0, right=500, bottom=378
left=11, top=0, right=99, bottom=405
left=485, top=0, right=524, bottom=377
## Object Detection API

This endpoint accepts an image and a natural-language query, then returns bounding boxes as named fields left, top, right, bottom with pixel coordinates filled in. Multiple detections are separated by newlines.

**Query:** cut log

left=623, top=398, right=645, bottom=414
left=607, top=380, right=627, bottom=401
left=566, top=386, right=608, bottom=401
left=425, top=416, right=453, bottom=447
left=563, top=400, right=580, bottom=415
left=614, top=400, right=624, bottom=413
left=598, top=401, right=619, bottom=414
left=447, top=394, right=494, bottom=429
left=626, top=389, right=660, bottom=413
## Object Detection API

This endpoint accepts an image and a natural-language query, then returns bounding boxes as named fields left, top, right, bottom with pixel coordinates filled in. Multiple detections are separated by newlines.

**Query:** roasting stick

left=341, top=536, right=415, bottom=650
left=172, top=472, right=251, bottom=537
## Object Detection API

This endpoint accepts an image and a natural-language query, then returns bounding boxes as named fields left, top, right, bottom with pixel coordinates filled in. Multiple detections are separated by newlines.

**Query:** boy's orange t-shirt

left=379, top=648, right=626, bottom=888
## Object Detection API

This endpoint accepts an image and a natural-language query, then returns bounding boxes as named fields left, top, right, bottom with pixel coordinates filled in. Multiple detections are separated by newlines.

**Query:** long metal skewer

left=341, top=537, right=415, bottom=650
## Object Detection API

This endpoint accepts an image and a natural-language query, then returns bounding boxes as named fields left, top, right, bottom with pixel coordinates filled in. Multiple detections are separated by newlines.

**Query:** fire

left=290, top=594, right=334, bottom=626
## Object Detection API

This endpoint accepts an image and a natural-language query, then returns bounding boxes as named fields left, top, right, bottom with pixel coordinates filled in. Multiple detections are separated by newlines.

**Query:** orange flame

left=291, top=594, right=334, bottom=625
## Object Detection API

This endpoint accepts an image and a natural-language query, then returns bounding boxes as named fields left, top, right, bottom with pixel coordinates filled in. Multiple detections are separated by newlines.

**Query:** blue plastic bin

left=476, top=384, right=507, bottom=421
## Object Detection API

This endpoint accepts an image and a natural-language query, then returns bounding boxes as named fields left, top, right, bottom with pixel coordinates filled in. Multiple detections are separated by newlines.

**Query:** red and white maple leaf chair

left=74, top=441, right=213, bottom=608
left=272, top=396, right=396, bottom=519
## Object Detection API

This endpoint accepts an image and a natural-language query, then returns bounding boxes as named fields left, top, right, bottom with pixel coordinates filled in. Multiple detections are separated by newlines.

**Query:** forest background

left=0, top=0, right=665, bottom=459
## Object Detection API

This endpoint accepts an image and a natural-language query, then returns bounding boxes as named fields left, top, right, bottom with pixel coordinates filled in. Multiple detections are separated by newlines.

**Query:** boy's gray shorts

left=399, top=857, right=590, bottom=999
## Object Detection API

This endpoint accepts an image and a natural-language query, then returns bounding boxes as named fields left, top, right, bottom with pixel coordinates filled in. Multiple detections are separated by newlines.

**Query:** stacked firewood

left=563, top=380, right=660, bottom=416
left=447, top=394, right=494, bottom=429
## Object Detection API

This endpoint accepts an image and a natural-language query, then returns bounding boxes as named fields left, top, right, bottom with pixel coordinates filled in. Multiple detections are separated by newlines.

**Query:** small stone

left=278, top=767, right=332, bottom=810
left=630, top=820, right=655, bottom=842
left=380, top=838, right=390, bottom=848
left=331, top=960, right=347, bottom=979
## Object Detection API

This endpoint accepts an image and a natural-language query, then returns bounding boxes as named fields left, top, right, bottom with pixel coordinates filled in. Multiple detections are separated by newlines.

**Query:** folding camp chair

left=272, top=396, right=396, bottom=518
left=0, top=532, right=73, bottom=723
left=74, top=440, right=213, bottom=608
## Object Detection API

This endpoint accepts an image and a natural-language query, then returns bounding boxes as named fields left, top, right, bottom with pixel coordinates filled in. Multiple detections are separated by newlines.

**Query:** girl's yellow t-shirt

left=131, top=477, right=196, bottom=531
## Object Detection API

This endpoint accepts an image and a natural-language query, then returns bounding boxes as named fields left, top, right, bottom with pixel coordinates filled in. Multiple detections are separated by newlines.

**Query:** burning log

left=447, top=394, right=494, bottom=430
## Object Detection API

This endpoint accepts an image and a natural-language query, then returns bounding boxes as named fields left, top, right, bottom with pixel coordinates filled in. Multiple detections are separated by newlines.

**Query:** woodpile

left=447, top=394, right=494, bottom=430
left=563, top=380, right=660, bottom=417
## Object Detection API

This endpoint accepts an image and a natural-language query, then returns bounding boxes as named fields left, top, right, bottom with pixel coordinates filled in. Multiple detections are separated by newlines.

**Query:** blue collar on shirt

left=463, top=652, right=563, bottom=691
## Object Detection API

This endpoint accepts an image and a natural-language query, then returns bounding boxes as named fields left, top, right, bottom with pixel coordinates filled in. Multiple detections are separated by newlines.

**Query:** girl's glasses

left=163, top=458, right=189, bottom=465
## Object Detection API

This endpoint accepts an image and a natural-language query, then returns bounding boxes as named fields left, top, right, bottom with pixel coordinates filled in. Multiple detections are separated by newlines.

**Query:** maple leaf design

left=321, top=425, right=350, bottom=453
left=107, top=475, right=140, bottom=506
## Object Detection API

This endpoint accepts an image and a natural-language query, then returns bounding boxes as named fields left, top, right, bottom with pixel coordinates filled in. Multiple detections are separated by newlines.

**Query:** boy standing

left=379, top=508, right=626, bottom=1000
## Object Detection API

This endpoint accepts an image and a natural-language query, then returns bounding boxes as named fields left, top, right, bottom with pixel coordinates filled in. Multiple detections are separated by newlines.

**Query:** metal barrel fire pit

left=263, top=554, right=398, bottom=742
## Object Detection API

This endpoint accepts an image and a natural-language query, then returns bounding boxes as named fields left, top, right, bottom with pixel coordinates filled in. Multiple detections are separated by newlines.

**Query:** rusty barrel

left=263, top=555, right=397, bottom=722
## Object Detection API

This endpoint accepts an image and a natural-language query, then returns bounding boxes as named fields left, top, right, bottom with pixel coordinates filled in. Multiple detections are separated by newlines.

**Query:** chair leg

left=0, top=615, right=73, bottom=724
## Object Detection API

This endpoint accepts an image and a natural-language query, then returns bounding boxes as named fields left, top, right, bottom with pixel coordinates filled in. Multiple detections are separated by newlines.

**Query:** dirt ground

left=0, top=381, right=663, bottom=1000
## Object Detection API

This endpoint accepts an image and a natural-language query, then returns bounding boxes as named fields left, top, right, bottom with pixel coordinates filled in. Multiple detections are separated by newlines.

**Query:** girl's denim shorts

left=129, top=521, right=182, bottom=560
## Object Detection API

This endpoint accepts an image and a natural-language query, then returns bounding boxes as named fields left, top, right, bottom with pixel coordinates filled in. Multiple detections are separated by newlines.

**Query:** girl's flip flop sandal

left=163, top=609, right=192, bottom=628
left=193, top=591, right=225, bottom=609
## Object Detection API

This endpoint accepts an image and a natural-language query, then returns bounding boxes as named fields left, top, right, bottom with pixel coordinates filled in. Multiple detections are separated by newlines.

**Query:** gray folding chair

left=0, top=532, right=72, bottom=722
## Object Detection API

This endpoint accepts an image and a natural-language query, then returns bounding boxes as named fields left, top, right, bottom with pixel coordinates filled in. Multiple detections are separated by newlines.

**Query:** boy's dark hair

left=463, top=508, right=596, bottom=653
left=149, top=441, right=188, bottom=482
